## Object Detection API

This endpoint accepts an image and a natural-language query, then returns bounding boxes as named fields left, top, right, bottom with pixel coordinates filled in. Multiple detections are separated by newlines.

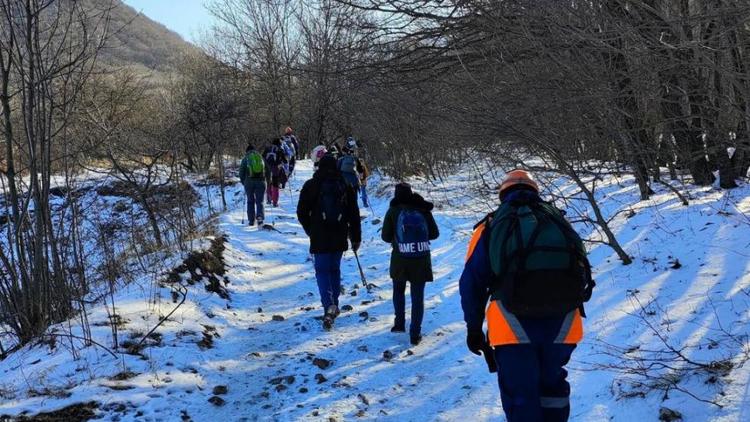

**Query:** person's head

left=272, top=137, right=282, bottom=146
left=285, top=126, right=293, bottom=135
left=314, top=146, right=327, bottom=160
left=246, top=144, right=255, bottom=153
left=394, top=182, right=413, bottom=201
left=318, top=154, right=337, bottom=173
left=499, top=169, right=539, bottom=202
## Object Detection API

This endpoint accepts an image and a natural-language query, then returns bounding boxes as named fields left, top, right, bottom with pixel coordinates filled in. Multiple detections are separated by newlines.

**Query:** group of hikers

left=310, top=136, right=371, bottom=208
left=240, top=129, right=595, bottom=422
left=238, top=127, right=301, bottom=226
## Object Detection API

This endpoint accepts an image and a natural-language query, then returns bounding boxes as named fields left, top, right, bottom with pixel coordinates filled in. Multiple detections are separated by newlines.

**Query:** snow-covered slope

left=1, top=161, right=749, bottom=421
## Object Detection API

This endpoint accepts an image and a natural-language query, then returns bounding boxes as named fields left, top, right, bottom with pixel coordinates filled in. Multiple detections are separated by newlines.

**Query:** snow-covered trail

left=3, top=159, right=750, bottom=421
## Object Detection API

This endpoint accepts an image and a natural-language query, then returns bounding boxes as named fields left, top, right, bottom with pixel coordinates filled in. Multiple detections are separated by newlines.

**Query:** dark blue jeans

left=360, top=185, right=369, bottom=207
left=244, top=179, right=266, bottom=223
left=314, top=252, right=343, bottom=310
left=493, top=343, right=576, bottom=422
left=392, top=280, right=426, bottom=335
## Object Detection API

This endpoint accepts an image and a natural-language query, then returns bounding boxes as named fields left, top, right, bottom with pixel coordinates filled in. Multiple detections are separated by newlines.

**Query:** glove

left=466, top=330, right=486, bottom=356
left=351, top=241, right=361, bottom=252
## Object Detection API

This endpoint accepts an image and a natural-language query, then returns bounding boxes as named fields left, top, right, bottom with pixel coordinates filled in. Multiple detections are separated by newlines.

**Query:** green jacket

left=381, top=193, right=440, bottom=283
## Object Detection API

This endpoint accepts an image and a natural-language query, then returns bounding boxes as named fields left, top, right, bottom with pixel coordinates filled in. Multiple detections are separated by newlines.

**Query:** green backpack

left=487, top=197, right=594, bottom=317
left=247, top=151, right=265, bottom=177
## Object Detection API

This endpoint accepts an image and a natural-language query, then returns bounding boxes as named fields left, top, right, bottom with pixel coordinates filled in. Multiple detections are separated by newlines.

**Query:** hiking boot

left=248, top=220, right=255, bottom=227
left=256, top=217, right=264, bottom=226
left=391, top=324, right=406, bottom=333
left=327, top=305, right=340, bottom=319
left=410, top=333, right=422, bottom=346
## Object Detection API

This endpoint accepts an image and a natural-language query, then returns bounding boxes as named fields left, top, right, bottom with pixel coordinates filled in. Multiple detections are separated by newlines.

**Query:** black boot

left=410, top=333, right=422, bottom=345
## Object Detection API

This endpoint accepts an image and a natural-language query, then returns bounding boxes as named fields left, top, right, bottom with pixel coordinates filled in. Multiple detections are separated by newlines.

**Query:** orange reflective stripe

left=486, top=301, right=518, bottom=345
left=489, top=303, right=583, bottom=346
left=554, top=309, right=584, bottom=344
left=563, top=310, right=583, bottom=344
left=465, top=222, right=486, bottom=262
left=486, top=300, right=530, bottom=346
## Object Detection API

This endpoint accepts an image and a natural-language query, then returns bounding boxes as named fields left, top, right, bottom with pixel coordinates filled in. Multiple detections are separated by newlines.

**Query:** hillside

left=96, top=0, right=200, bottom=75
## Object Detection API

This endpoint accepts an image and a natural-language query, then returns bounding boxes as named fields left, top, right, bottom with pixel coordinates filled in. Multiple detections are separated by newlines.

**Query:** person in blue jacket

left=459, top=170, right=592, bottom=422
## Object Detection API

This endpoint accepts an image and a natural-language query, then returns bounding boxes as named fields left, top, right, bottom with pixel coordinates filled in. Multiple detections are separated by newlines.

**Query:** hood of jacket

left=314, top=155, right=341, bottom=179
left=390, top=192, right=434, bottom=211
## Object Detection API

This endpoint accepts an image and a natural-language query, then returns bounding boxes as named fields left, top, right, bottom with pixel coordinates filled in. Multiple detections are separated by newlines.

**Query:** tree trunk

left=139, top=192, right=163, bottom=247
left=565, top=161, right=633, bottom=265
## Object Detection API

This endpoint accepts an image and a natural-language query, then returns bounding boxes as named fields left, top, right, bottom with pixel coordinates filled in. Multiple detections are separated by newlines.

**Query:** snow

left=2, top=160, right=750, bottom=421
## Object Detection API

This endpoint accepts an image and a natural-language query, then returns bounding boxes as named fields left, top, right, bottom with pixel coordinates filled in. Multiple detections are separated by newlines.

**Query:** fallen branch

left=136, top=283, right=187, bottom=349
left=41, top=333, right=118, bottom=359
left=654, top=179, right=689, bottom=206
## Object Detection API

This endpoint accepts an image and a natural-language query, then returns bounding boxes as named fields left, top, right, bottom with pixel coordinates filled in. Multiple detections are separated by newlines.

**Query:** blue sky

left=123, top=0, right=215, bottom=43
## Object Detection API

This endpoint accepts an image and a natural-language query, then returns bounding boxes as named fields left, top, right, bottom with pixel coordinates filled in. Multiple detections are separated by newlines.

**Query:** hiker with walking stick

left=381, top=183, right=439, bottom=345
left=238, top=144, right=266, bottom=226
left=297, top=155, right=362, bottom=331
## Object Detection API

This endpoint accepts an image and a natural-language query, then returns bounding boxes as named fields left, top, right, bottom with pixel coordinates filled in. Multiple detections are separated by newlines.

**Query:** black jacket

left=381, top=193, right=439, bottom=282
left=297, top=168, right=362, bottom=254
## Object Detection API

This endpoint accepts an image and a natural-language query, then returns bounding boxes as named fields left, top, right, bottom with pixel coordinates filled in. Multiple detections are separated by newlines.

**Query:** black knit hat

left=394, top=182, right=412, bottom=201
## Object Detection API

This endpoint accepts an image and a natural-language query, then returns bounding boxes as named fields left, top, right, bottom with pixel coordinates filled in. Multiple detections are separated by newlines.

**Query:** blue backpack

left=338, top=155, right=357, bottom=174
left=281, top=142, right=293, bottom=160
left=395, top=209, right=430, bottom=258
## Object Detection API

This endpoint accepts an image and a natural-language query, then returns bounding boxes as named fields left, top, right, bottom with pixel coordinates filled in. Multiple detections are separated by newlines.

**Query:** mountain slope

left=96, top=0, right=199, bottom=74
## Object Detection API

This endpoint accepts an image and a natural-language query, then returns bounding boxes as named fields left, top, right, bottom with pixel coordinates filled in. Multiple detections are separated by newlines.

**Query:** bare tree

left=76, top=70, right=180, bottom=248
left=209, top=0, right=300, bottom=135
left=174, top=52, right=251, bottom=210
left=0, top=0, right=111, bottom=343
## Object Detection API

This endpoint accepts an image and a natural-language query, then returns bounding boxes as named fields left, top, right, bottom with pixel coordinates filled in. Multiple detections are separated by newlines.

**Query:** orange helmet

left=284, top=127, right=293, bottom=135
left=499, top=169, right=539, bottom=196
